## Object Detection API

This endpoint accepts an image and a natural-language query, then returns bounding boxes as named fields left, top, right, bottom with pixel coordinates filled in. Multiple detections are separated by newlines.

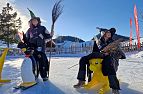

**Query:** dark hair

left=30, top=17, right=41, bottom=25
left=103, top=28, right=116, bottom=38
left=109, top=28, right=116, bottom=37
left=103, top=30, right=111, bottom=37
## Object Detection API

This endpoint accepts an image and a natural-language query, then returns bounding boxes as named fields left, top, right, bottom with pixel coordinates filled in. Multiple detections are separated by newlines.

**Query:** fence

left=0, top=48, right=24, bottom=56
left=121, top=42, right=143, bottom=52
left=0, top=42, right=143, bottom=56
left=46, top=46, right=93, bottom=55
left=46, top=42, right=143, bottom=55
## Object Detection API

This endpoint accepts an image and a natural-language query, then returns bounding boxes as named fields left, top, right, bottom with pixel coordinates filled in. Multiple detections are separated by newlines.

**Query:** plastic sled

left=84, top=58, right=110, bottom=94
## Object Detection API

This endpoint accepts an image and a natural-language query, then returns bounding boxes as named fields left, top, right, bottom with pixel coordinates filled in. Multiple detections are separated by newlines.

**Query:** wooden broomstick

left=48, top=0, right=63, bottom=78
left=101, top=38, right=124, bottom=53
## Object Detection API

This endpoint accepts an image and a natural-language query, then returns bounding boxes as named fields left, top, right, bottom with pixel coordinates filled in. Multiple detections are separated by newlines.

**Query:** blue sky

left=14, top=0, right=143, bottom=41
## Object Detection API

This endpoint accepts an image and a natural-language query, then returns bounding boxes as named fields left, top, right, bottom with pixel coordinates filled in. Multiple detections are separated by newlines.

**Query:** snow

left=117, top=58, right=143, bottom=94
left=129, top=51, right=143, bottom=58
left=0, top=53, right=143, bottom=94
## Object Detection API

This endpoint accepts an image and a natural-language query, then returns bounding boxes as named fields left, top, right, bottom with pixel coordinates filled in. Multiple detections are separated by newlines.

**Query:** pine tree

left=0, top=3, right=21, bottom=47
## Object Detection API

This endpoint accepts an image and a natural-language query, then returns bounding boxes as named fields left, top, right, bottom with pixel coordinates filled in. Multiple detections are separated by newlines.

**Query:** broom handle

left=48, top=23, right=54, bottom=78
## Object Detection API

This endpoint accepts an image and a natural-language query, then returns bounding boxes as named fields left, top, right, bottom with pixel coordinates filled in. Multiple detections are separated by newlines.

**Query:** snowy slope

left=129, top=51, right=143, bottom=58
left=0, top=55, right=143, bottom=94
left=117, top=58, right=143, bottom=94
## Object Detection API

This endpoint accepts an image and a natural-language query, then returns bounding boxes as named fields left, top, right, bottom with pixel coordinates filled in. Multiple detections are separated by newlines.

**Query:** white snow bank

left=130, top=51, right=143, bottom=58
left=0, top=57, right=143, bottom=94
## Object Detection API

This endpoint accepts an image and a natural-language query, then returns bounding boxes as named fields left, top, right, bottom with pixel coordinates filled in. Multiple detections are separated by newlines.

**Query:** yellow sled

left=84, top=58, right=110, bottom=94
left=0, top=48, right=11, bottom=83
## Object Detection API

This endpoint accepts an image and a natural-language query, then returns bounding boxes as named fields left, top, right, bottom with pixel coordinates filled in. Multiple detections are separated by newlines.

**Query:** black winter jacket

left=26, top=25, right=52, bottom=51
left=92, top=37, right=113, bottom=53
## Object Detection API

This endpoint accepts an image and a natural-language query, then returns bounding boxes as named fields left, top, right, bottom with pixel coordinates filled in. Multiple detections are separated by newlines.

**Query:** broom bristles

left=102, top=38, right=124, bottom=53
left=52, top=0, right=63, bottom=25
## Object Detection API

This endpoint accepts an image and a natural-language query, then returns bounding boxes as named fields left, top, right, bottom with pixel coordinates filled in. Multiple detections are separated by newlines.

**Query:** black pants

left=102, top=55, right=116, bottom=76
left=103, top=55, right=120, bottom=89
left=34, top=51, right=49, bottom=78
left=77, top=56, right=91, bottom=82
left=77, top=52, right=103, bottom=82
left=77, top=54, right=120, bottom=90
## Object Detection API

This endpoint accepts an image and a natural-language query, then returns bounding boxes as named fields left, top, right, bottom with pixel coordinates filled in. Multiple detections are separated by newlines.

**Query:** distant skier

left=26, top=17, right=53, bottom=81
left=74, top=28, right=126, bottom=94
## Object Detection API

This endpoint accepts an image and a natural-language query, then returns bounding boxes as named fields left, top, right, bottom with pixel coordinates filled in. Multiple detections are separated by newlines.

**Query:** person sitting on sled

left=74, top=28, right=126, bottom=94
left=98, top=28, right=126, bottom=94
left=25, top=17, right=54, bottom=81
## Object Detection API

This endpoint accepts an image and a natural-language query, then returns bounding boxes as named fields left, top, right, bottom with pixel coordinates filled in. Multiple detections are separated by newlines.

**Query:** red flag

left=130, top=18, right=132, bottom=47
left=134, top=5, right=141, bottom=48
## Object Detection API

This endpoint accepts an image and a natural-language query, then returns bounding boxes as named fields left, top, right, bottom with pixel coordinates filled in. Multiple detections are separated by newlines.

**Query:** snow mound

left=130, top=51, right=143, bottom=58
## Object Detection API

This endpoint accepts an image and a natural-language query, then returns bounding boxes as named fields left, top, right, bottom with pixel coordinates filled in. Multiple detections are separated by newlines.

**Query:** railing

left=46, top=43, right=143, bottom=54
left=0, top=48, right=24, bottom=56
left=121, top=42, right=143, bottom=52
left=0, top=43, right=143, bottom=56
left=46, top=46, right=93, bottom=55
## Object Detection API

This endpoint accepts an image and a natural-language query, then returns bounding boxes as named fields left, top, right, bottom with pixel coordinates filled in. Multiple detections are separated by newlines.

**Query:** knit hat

left=109, top=28, right=116, bottom=37
left=103, top=28, right=116, bottom=38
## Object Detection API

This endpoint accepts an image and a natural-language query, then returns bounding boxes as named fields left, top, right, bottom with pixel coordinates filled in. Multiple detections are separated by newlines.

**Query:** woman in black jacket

left=26, top=17, right=53, bottom=81
left=73, top=29, right=113, bottom=87
left=74, top=28, right=125, bottom=94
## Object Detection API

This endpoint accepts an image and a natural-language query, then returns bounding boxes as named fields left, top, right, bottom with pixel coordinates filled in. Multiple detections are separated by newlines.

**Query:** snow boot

left=73, top=80, right=85, bottom=88
left=112, top=89, right=120, bottom=94
left=43, top=77, right=48, bottom=81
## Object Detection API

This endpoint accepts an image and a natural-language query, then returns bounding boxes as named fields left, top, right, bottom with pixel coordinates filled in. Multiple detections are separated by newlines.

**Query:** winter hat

left=28, top=8, right=41, bottom=24
left=109, top=28, right=116, bottom=37
left=102, top=29, right=110, bottom=36
left=103, top=28, right=116, bottom=38
left=28, top=8, right=36, bottom=18
left=99, top=28, right=108, bottom=37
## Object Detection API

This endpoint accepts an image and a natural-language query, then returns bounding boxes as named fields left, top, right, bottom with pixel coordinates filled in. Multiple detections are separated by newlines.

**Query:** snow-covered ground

left=0, top=52, right=143, bottom=94
left=129, top=51, right=143, bottom=58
